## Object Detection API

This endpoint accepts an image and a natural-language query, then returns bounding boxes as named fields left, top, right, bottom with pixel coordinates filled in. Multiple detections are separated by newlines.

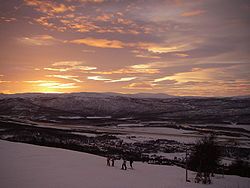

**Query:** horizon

left=0, top=0, right=249, bottom=96
left=0, top=91, right=249, bottom=98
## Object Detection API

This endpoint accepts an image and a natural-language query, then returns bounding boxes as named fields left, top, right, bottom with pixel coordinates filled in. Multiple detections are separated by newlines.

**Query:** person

left=107, top=156, right=110, bottom=166
left=195, top=172, right=202, bottom=183
left=121, top=159, right=127, bottom=170
left=129, top=159, right=134, bottom=169
left=111, top=157, right=115, bottom=167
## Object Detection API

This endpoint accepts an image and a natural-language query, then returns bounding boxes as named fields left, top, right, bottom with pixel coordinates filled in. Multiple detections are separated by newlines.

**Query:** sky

left=0, top=0, right=249, bottom=96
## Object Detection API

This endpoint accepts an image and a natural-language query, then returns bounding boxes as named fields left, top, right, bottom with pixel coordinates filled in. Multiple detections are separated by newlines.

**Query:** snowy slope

left=0, top=140, right=249, bottom=188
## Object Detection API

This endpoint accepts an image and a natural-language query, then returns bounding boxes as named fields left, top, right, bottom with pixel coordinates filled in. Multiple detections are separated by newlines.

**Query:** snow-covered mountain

left=0, top=92, right=249, bottom=124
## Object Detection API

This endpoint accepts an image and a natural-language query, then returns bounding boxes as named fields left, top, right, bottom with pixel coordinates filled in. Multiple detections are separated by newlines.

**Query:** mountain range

left=0, top=92, right=249, bottom=124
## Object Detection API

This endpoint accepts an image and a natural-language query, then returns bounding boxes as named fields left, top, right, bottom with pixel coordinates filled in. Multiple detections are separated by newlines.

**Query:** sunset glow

left=0, top=0, right=249, bottom=96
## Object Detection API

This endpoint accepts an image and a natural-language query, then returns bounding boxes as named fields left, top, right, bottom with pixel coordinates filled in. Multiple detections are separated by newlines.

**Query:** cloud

left=24, top=80, right=79, bottom=89
left=69, top=38, right=125, bottom=48
left=127, top=62, right=170, bottom=72
left=46, top=75, right=83, bottom=82
left=144, top=63, right=250, bottom=96
left=89, top=62, right=168, bottom=76
left=34, top=16, right=67, bottom=31
left=44, top=68, right=69, bottom=72
left=96, top=13, right=113, bottom=22
left=153, top=68, right=209, bottom=83
left=174, top=53, right=189, bottom=57
left=31, top=9, right=143, bottom=34
left=44, top=61, right=97, bottom=72
left=146, top=44, right=193, bottom=54
left=0, top=16, right=16, bottom=23
left=91, top=66, right=159, bottom=75
left=158, top=79, right=250, bottom=97
left=153, top=76, right=173, bottom=83
left=87, top=76, right=136, bottom=83
left=0, top=80, right=11, bottom=83
left=132, top=40, right=202, bottom=55
left=132, top=50, right=161, bottom=59
left=19, top=35, right=59, bottom=46
left=124, top=82, right=156, bottom=90
left=69, top=38, right=158, bottom=50
left=38, top=82, right=79, bottom=89
left=52, top=61, right=82, bottom=66
left=24, top=80, right=53, bottom=83
left=1, top=0, right=250, bottom=96
left=181, top=10, right=206, bottom=17
left=106, top=77, right=136, bottom=83
left=87, top=76, right=111, bottom=81
left=134, top=54, right=161, bottom=59
left=82, top=49, right=95, bottom=53
left=24, top=0, right=75, bottom=15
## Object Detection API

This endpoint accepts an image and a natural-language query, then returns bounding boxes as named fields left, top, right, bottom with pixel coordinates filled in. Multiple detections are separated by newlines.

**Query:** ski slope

left=0, top=140, right=249, bottom=188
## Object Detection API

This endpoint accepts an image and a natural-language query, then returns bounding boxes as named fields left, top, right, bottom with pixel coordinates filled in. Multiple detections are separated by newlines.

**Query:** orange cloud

left=24, top=0, right=75, bottom=15
left=137, top=40, right=202, bottom=54
left=124, top=82, right=156, bottom=90
left=44, top=61, right=97, bottom=72
left=130, top=62, right=169, bottom=70
left=174, top=53, right=189, bottom=57
left=68, top=22, right=95, bottom=32
left=44, top=67, right=69, bottom=72
left=153, top=68, right=215, bottom=83
left=181, top=10, right=206, bottom=17
left=91, top=67, right=159, bottom=75
left=52, top=61, right=82, bottom=66
left=24, top=80, right=79, bottom=91
left=89, top=62, right=167, bottom=76
left=147, top=44, right=187, bottom=53
left=96, top=14, right=112, bottom=22
left=34, top=16, right=67, bottom=32
left=87, top=76, right=136, bottom=83
left=19, top=35, right=58, bottom=46
left=106, top=77, right=136, bottom=83
left=24, top=80, right=53, bottom=83
left=46, top=75, right=83, bottom=82
left=69, top=38, right=125, bottom=48
left=87, top=76, right=111, bottom=81
left=0, top=80, right=11, bottom=83
left=0, top=75, right=10, bottom=83
left=132, top=49, right=161, bottom=59
left=116, top=18, right=133, bottom=25
left=135, top=54, right=161, bottom=59
left=38, top=82, right=79, bottom=89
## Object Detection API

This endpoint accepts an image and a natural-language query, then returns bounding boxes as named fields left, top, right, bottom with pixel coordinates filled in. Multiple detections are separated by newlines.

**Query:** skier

left=121, top=159, right=127, bottom=170
left=111, top=157, right=115, bottom=167
left=129, top=159, right=134, bottom=169
left=107, top=156, right=110, bottom=166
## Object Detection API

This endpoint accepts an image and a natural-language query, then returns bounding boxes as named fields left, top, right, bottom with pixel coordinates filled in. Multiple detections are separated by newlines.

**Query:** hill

left=0, top=140, right=249, bottom=188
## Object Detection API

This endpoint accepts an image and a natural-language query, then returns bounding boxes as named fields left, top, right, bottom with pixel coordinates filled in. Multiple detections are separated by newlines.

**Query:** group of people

left=106, top=156, right=115, bottom=167
left=195, top=172, right=211, bottom=184
left=106, top=156, right=134, bottom=170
